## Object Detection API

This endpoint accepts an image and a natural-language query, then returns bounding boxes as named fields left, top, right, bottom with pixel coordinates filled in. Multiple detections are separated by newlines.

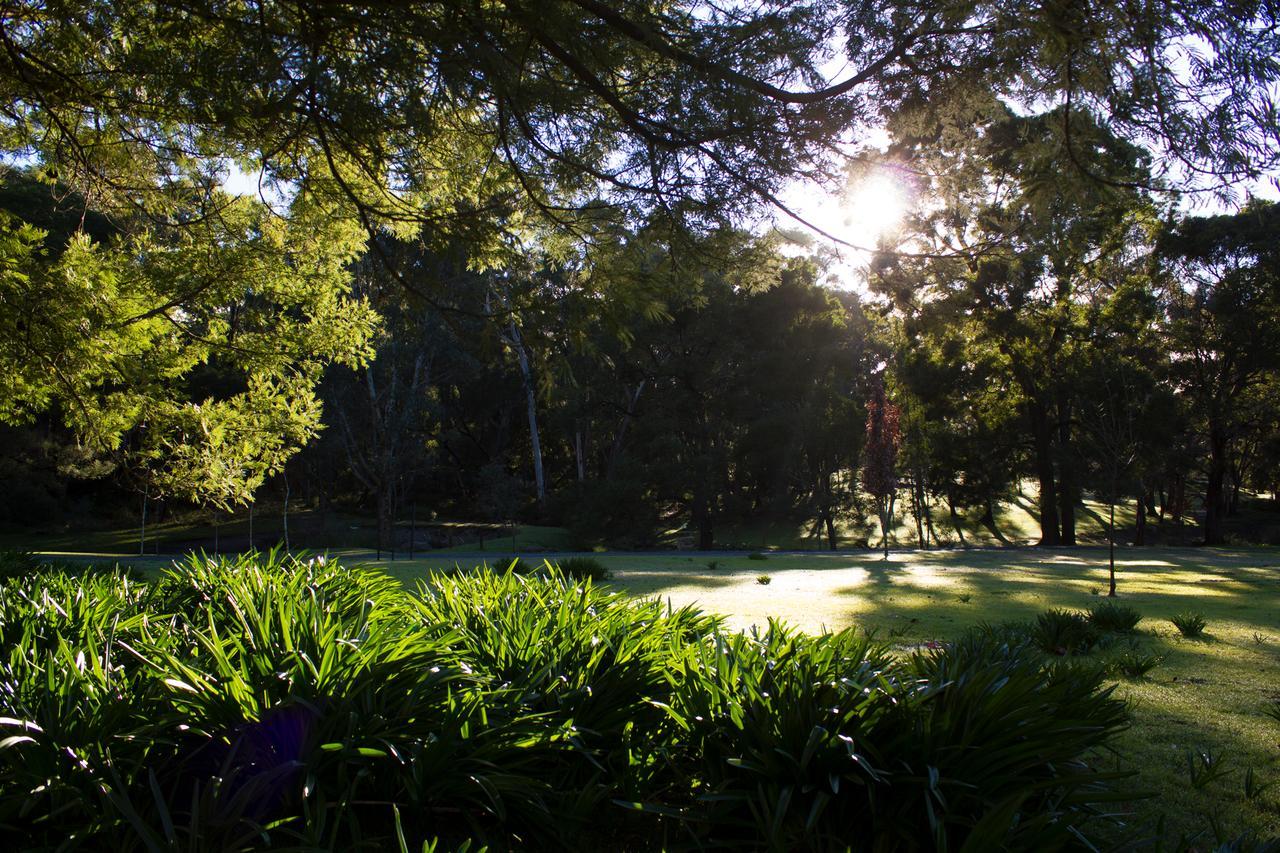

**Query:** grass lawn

left=368, top=545, right=1280, bottom=844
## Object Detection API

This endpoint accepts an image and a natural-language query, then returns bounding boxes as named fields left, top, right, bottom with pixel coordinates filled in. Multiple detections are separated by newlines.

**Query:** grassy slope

left=386, top=546, right=1280, bottom=843
left=0, top=514, right=576, bottom=557
left=672, top=491, right=1143, bottom=550
left=11, top=485, right=1274, bottom=557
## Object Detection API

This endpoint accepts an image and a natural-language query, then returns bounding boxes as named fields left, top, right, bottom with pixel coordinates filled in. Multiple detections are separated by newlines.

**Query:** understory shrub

left=551, top=555, right=610, bottom=581
left=1172, top=611, right=1208, bottom=638
left=0, top=553, right=1131, bottom=851
left=1088, top=601, right=1142, bottom=633
left=1106, top=649, right=1163, bottom=679
left=501, top=555, right=537, bottom=574
left=555, top=475, right=660, bottom=549
left=0, top=550, right=38, bottom=580
left=1034, top=608, right=1103, bottom=656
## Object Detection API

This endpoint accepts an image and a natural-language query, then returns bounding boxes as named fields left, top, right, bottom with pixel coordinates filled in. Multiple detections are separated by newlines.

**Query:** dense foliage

left=0, top=553, right=1131, bottom=850
left=0, top=0, right=1277, bottom=516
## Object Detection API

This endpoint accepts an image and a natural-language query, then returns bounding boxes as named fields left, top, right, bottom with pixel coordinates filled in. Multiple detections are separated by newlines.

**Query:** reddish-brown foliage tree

left=863, top=382, right=901, bottom=559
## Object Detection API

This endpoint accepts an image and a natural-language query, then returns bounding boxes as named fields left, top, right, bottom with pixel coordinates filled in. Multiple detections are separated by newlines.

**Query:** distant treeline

left=4, top=194, right=1277, bottom=552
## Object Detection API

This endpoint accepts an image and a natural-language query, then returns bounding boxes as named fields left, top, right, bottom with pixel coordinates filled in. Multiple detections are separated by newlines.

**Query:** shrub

left=556, top=475, right=660, bottom=549
left=1033, top=609, right=1101, bottom=656
left=706, top=560, right=719, bottom=571
left=551, top=556, right=610, bottom=581
left=0, top=554, right=1133, bottom=851
left=1106, top=649, right=1163, bottom=679
left=1171, top=611, right=1208, bottom=638
left=1185, top=748, right=1232, bottom=789
left=502, top=555, right=537, bottom=574
left=1088, top=601, right=1142, bottom=633
left=0, top=549, right=40, bottom=580
left=755, top=574, right=771, bottom=585
left=747, top=552, right=768, bottom=561
left=969, top=620, right=1038, bottom=654
left=664, top=621, right=1129, bottom=851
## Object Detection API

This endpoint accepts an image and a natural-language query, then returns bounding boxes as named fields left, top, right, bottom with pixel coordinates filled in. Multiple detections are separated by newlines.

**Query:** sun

left=835, top=171, right=909, bottom=249
left=848, top=173, right=908, bottom=238
left=791, top=168, right=910, bottom=252
left=776, top=166, right=914, bottom=289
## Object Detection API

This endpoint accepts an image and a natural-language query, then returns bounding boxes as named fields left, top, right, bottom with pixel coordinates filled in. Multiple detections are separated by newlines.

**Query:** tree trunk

left=606, top=380, right=646, bottom=480
left=694, top=497, right=714, bottom=550
left=574, top=425, right=586, bottom=482
left=825, top=513, right=837, bottom=551
left=377, top=487, right=395, bottom=559
left=1056, top=394, right=1077, bottom=545
left=1204, top=425, right=1229, bottom=545
left=920, top=478, right=937, bottom=547
left=1170, top=474, right=1186, bottom=528
left=981, top=497, right=1011, bottom=546
left=1108, top=497, right=1117, bottom=596
left=508, top=319, right=545, bottom=504
left=139, top=487, right=148, bottom=556
left=1057, top=475, right=1078, bottom=544
left=947, top=493, right=967, bottom=548
left=1030, top=400, right=1061, bottom=545
left=1134, top=490, right=1147, bottom=546
left=880, top=500, right=890, bottom=560
left=911, top=477, right=925, bottom=549
left=282, top=474, right=291, bottom=552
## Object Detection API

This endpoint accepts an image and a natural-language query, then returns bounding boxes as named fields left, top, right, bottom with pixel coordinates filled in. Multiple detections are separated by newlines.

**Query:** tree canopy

left=0, top=0, right=1277, bottom=504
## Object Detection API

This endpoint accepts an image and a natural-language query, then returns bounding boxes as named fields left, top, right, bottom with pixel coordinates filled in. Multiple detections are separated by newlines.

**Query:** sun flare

left=845, top=173, right=908, bottom=240
left=789, top=168, right=911, bottom=259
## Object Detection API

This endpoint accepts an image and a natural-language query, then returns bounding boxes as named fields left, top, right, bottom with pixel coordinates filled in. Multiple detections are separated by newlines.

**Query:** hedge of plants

left=0, top=552, right=1130, bottom=851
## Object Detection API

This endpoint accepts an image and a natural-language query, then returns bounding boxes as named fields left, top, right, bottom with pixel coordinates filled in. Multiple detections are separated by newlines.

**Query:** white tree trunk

left=507, top=318, right=545, bottom=503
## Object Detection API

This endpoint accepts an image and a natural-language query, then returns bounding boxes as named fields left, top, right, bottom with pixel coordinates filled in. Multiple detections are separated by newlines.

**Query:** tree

left=1158, top=202, right=1280, bottom=545
left=863, top=381, right=901, bottom=559
left=871, top=93, right=1160, bottom=546
left=1076, top=340, right=1172, bottom=595
left=328, top=248, right=448, bottom=556
left=0, top=171, right=378, bottom=506
left=1, top=0, right=1275, bottom=503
